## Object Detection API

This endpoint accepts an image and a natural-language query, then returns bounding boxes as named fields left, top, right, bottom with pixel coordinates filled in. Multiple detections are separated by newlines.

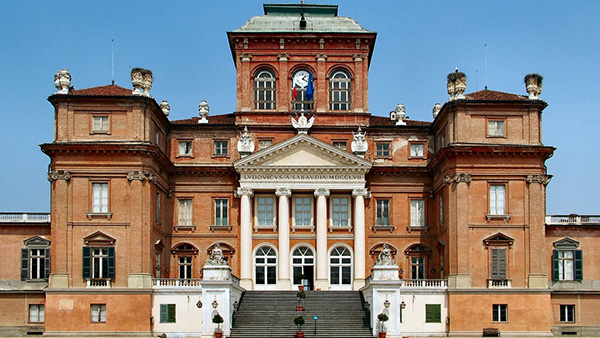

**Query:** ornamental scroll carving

left=526, top=174, right=551, bottom=186
left=235, top=187, right=254, bottom=198
left=314, top=188, right=330, bottom=198
left=48, top=170, right=71, bottom=182
left=127, top=171, right=156, bottom=183
left=443, top=173, right=472, bottom=185
left=275, top=187, right=292, bottom=197
left=352, top=188, right=370, bottom=198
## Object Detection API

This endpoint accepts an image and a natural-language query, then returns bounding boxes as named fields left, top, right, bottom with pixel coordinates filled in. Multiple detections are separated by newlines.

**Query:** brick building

left=1, top=3, right=599, bottom=337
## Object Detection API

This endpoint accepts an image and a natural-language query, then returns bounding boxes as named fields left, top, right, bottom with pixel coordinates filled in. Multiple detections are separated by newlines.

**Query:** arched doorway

left=292, top=246, right=314, bottom=290
left=330, top=246, right=352, bottom=290
left=254, top=245, right=277, bottom=290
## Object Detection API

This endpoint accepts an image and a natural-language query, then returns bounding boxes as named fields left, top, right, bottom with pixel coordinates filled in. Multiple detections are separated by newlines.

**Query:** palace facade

left=1, top=3, right=599, bottom=338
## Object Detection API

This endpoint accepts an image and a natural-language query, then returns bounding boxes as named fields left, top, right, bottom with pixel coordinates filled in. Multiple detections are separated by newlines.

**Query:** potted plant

left=377, top=313, right=389, bottom=338
left=296, top=290, right=306, bottom=311
left=212, top=313, right=224, bottom=338
left=294, top=315, right=305, bottom=338
left=295, top=273, right=306, bottom=290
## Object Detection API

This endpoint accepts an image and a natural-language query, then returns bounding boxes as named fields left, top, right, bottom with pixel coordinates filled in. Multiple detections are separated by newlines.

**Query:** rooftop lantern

left=299, top=13, right=307, bottom=29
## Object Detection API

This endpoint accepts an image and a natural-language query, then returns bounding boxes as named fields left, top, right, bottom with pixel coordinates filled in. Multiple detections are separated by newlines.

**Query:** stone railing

left=546, top=214, right=600, bottom=225
left=231, top=274, right=240, bottom=286
left=153, top=278, right=203, bottom=288
left=0, top=213, right=51, bottom=223
left=87, top=279, right=111, bottom=288
left=488, top=279, right=511, bottom=288
left=399, top=279, right=447, bottom=289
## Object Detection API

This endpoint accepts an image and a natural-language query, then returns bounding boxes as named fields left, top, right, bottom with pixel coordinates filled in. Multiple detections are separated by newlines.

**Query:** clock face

left=293, top=70, right=310, bottom=88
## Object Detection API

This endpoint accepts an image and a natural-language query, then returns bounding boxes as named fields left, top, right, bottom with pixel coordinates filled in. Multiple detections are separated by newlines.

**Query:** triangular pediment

left=24, top=236, right=50, bottom=247
left=553, top=238, right=579, bottom=249
left=483, top=233, right=514, bottom=246
left=83, top=231, right=116, bottom=246
left=234, top=133, right=372, bottom=170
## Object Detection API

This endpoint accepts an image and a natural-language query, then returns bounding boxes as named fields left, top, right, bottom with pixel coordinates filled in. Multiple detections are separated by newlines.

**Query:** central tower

left=227, top=3, right=376, bottom=126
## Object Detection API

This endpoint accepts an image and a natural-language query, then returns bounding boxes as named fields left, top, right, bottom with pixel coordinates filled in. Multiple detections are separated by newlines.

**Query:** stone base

left=239, top=278, right=253, bottom=290
left=128, top=273, right=153, bottom=288
left=48, top=273, right=69, bottom=289
left=353, top=278, right=365, bottom=290
left=528, top=274, right=549, bottom=289
left=277, top=278, right=291, bottom=290
left=202, top=265, right=232, bottom=281
left=315, top=278, right=328, bottom=291
left=448, top=274, right=472, bottom=288
left=371, top=265, right=400, bottom=281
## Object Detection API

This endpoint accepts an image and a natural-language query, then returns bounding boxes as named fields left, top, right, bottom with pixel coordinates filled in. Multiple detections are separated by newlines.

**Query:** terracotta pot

left=296, top=331, right=305, bottom=338
left=298, top=285, right=304, bottom=291
left=378, top=332, right=387, bottom=338
left=296, top=305, right=304, bottom=312
left=214, top=331, right=223, bottom=338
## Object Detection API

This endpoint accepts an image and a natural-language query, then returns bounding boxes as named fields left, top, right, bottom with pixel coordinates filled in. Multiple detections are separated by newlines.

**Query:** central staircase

left=229, top=290, right=373, bottom=338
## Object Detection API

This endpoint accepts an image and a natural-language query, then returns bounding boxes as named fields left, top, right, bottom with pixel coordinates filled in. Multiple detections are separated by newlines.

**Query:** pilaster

left=314, top=188, right=330, bottom=290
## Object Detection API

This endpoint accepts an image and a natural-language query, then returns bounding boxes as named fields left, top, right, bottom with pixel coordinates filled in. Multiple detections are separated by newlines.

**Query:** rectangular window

left=29, top=304, right=45, bottom=323
left=178, top=199, right=193, bottom=225
left=333, top=141, right=347, bottom=150
left=560, top=305, right=575, bottom=322
left=82, top=247, right=115, bottom=280
left=179, top=256, right=192, bottom=279
left=491, top=248, right=507, bottom=280
left=214, top=198, right=228, bottom=226
left=92, top=183, right=109, bottom=213
left=411, top=257, right=425, bottom=279
left=156, top=192, right=161, bottom=221
left=489, top=185, right=506, bottom=215
left=488, top=120, right=505, bottom=137
left=28, top=249, right=47, bottom=280
left=331, top=197, right=349, bottom=226
left=92, top=115, right=109, bottom=132
left=376, top=143, right=390, bottom=157
left=425, top=304, right=441, bottom=323
left=294, top=196, right=312, bottom=226
left=155, top=131, right=160, bottom=146
left=91, top=304, right=106, bottom=323
left=160, top=304, right=176, bottom=323
left=439, top=194, right=444, bottom=224
left=492, top=304, right=507, bottom=322
left=553, top=250, right=582, bottom=281
left=178, top=141, right=192, bottom=156
left=410, top=199, right=425, bottom=226
left=376, top=199, right=390, bottom=226
left=214, top=140, right=228, bottom=156
left=258, top=139, right=273, bottom=150
left=410, top=143, right=425, bottom=158
left=257, top=196, right=275, bottom=226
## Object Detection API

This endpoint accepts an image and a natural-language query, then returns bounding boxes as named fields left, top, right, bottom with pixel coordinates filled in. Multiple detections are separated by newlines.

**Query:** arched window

left=172, top=243, right=198, bottom=280
left=329, top=70, right=351, bottom=110
left=292, top=246, right=314, bottom=287
left=330, top=246, right=352, bottom=285
left=255, top=246, right=277, bottom=285
left=254, top=69, right=276, bottom=110
left=292, top=69, right=314, bottom=111
left=405, top=244, right=431, bottom=280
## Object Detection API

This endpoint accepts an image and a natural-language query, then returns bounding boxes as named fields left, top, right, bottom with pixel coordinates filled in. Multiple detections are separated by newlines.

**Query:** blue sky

left=1, top=1, right=598, bottom=214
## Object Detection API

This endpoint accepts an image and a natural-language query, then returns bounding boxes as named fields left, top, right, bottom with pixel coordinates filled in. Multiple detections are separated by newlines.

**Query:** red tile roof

left=464, top=90, right=528, bottom=101
left=369, top=115, right=431, bottom=127
left=171, top=114, right=237, bottom=125
left=68, top=85, right=132, bottom=96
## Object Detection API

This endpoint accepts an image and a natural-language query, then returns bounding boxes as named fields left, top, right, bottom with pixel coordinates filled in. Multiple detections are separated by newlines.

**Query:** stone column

left=276, top=187, right=292, bottom=289
left=352, top=188, right=368, bottom=290
left=237, top=187, right=254, bottom=290
left=314, top=188, right=330, bottom=290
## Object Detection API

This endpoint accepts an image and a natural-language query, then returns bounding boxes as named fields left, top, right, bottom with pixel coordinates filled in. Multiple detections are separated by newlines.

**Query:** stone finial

left=160, top=100, right=170, bottom=116
left=237, top=126, right=255, bottom=157
left=54, top=69, right=71, bottom=94
left=198, top=100, right=209, bottom=124
left=351, top=127, right=368, bottom=158
left=432, top=103, right=442, bottom=118
left=393, top=103, right=406, bottom=126
left=291, top=111, right=315, bottom=134
left=447, top=69, right=466, bottom=100
left=142, top=69, right=153, bottom=97
left=524, top=73, right=543, bottom=100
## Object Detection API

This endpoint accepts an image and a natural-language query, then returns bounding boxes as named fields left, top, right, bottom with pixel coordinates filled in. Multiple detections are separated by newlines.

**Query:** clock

left=293, top=70, right=310, bottom=88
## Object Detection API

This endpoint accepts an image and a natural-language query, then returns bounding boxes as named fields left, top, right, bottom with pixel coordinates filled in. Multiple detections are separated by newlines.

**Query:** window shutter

left=160, top=304, right=167, bottom=323
left=82, top=247, right=91, bottom=279
left=21, top=249, right=29, bottom=281
left=168, top=304, right=176, bottom=322
left=552, top=250, right=559, bottom=281
left=574, top=250, right=583, bottom=281
left=107, top=247, right=115, bottom=279
left=491, top=248, right=506, bottom=279
left=44, top=248, right=51, bottom=280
